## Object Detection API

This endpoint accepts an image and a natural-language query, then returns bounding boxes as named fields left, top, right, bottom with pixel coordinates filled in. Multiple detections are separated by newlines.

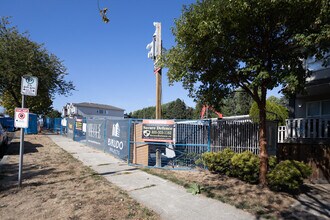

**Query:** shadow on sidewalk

left=97, top=167, right=139, bottom=176
left=280, top=184, right=330, bottom=219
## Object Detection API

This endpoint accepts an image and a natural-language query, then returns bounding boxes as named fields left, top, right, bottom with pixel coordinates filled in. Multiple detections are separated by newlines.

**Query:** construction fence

left=59, top=117, right=278, bottom=169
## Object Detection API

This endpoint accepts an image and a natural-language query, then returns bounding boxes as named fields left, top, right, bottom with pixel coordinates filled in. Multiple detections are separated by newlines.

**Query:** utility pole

left=147, top=22, right=162, bottom=119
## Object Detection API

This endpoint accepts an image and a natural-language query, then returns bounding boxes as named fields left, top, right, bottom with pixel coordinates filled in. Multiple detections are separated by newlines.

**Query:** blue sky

left=1, top=0, right=281, bottom=114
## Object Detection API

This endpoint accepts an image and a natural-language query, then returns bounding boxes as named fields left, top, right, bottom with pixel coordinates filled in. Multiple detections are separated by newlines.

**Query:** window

left=306, top=100, right=330, bottom=117
left=322, top=100, right=330, bottom=116
left=307, top=102, right=320, bottom=117
left=98, top=109, right=104, bottom=114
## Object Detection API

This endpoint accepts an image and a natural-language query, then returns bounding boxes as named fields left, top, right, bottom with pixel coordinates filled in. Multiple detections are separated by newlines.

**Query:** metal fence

left=211, top=119, right=260, bottom=154
left=59, top=117, right=278, bottom=169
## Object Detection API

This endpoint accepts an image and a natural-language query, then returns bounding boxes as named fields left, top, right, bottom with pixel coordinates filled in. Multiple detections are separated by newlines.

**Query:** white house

left=62, top=102, right=125, bottom=119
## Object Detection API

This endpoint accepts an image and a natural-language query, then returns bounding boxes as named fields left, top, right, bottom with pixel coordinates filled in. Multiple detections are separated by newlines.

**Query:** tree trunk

left=258, top=88, right=268, bottom=186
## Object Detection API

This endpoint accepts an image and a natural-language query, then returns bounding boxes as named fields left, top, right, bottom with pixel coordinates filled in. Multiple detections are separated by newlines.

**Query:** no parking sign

left=14, top=108, right=29, bottom=128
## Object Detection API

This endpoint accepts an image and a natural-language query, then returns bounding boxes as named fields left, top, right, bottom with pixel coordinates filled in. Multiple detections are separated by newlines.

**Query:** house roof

left=73, top=102, right=125, bottom=111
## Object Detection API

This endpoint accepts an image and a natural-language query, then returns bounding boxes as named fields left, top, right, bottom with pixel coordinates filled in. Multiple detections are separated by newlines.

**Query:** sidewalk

left=48, top=134, right=255, bottom=220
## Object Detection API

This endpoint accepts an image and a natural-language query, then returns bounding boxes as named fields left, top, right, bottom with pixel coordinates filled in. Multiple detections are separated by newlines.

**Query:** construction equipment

left=200, top=105, right=223, bottom=119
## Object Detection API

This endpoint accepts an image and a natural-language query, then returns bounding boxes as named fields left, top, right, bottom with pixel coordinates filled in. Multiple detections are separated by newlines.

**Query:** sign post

left=17, top=75, right=38, bottom=187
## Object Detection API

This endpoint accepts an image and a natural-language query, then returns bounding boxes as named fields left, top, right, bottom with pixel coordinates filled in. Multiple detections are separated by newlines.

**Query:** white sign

left=14, top=108, right=29, bottom=128
left=61, top=118, right=67, bottom=127
left=21, top=76, right=38, bottom=96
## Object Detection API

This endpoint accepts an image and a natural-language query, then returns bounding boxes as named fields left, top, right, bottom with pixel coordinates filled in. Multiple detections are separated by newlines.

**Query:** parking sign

left=21, top=76, right=38, bottom=96
left=14, top=108, right=29, bottom=128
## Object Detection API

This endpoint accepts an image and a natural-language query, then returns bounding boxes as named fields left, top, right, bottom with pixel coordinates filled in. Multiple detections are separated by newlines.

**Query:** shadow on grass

left=5, top=140, right=44, bottom=155
left=0, top=163, right=56, bottom=191
left=0, top=140, right=48, bottom=191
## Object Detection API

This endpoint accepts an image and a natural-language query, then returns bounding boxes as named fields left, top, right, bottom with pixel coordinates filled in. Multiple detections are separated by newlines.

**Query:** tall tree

left=221, top=89, right=253, bottom=116
left=45, top=109, right=62, bottom=118
left=249, top=98, right=289, bottom=126
left=163, top=0, right=329, bottom=185
left=0, top=18, right=74, bottom=116
left=131, top=99, right=194, bottom=119
left=165, top=98, right=190, bottom=119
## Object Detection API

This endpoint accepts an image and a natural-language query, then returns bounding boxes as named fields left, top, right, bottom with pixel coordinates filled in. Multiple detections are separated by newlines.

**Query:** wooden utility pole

left=147, top=22, right=162, bottom=119
left=154, top=22, right=162, bottom=119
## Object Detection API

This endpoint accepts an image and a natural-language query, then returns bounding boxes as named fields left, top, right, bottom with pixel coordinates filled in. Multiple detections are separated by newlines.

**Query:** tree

left=45, top=109, right=62, bottom=118
left=0, top=18, right=74, bottom=117
left=267, top=95, right=288, bottom=108
left=249, top=98, right=289, bottom=126
left=164, top=98, right=192, bottom=119
left=163, top=0, right=329, bottom=185
left=131, top=99, right=194, bottom=119
left=221, top=89, right=253, bottom=116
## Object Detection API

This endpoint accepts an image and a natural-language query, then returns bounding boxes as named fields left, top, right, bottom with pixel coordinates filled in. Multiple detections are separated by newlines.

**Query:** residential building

left=278, top=58, right=330, bottom=183
left=283, top=58, right=330, bottom=140
left=62, top=102, right=125, bottom=119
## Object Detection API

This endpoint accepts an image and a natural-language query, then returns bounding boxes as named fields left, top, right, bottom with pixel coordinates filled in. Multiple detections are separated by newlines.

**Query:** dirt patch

left=142, top=168, right=329, bottom=219
left=0, top=133, right=159, bottom=220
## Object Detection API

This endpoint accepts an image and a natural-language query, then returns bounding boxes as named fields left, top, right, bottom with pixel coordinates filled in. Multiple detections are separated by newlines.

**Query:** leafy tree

left=45, top=109, right=62, bottom=118
left=163, top=0, right=329, bottom=185
left=221, top=89, right=253, bottom=116
left=267, top=95, right=288, bottom=108
left=165, top=98, right=191, bottom=119
left=131, top=99, right=194, bottom=119
left=192, top=101, right=204, bottom=119
left=249, top=99, right=289, bottom=125
left=0, top=18, right=74, bottom=117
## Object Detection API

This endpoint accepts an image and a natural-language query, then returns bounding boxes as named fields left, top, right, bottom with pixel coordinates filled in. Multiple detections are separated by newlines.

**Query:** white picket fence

left=278, top=117, right=330, bottom=142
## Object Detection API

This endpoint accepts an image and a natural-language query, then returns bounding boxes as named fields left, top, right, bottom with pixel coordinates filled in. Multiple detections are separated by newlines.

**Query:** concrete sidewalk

left=48, top=135, right=255, bottom=220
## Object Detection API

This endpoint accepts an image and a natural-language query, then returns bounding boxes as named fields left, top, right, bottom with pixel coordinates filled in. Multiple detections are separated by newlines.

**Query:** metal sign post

left=18, top=97, right=26, bottom=187
left=17, top=75, right=38, bottom=187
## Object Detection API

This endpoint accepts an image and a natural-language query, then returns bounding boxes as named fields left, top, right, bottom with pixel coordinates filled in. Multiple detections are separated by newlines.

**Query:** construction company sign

left=106, top=120, right=129, bottom=160
left=142, top=120, right=174, bottom=143
left=86, top=121, right=104, bottom=147
left=14, top=108, right=29, bottom=128
left=21, top=76, right=38, bottom=96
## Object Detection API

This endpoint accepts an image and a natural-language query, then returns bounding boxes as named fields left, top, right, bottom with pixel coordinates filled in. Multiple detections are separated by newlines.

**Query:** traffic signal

left=146, top=38, right=155, bottom=60
left=146, top=22, right=161, bottom=60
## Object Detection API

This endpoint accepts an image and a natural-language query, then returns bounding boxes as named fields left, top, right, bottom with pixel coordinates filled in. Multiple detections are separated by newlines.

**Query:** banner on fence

left=106, top=120, right=129, bottom=160
left=76, top=119, right=83, bottom=131
left=86, top=119, right=105, bottom=149
left=142, top=120, right=174, bottom=143
left=67, top=118, right=75, bottom=139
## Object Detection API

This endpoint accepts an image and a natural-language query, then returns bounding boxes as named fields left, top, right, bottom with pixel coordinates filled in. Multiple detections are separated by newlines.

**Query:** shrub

left=231, top=151, right=260, bottom=183
left=267, top=160, right=312, bottom=193
left=201, top=152, right=218, bottom=172
left=201, top=148, right=235, bottom=175
left=268, top=156, right=277, bottom=171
